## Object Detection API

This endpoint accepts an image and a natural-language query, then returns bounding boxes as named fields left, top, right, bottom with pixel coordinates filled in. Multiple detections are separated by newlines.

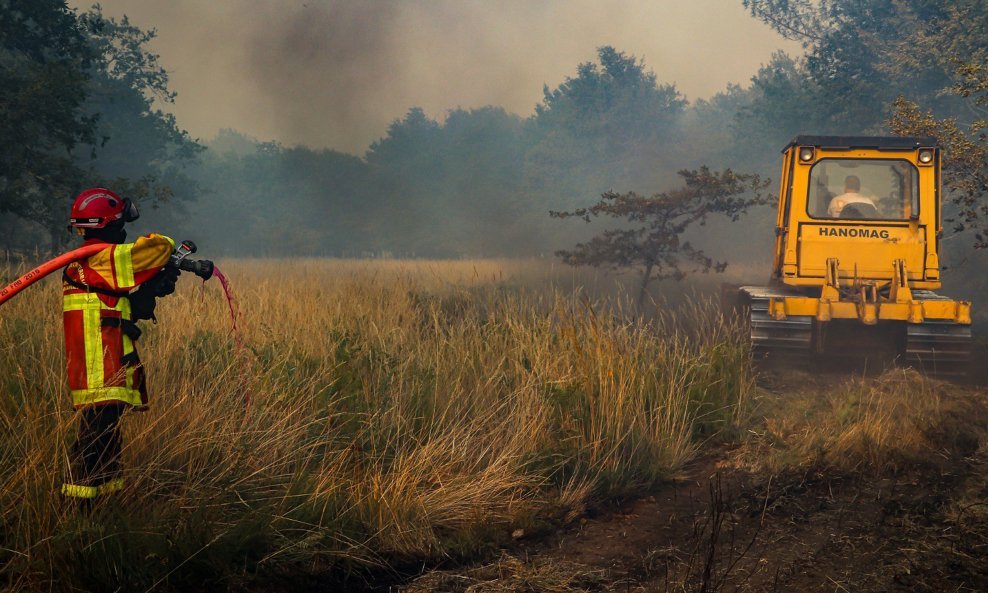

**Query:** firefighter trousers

left=62, top=404, right=126, bottom=499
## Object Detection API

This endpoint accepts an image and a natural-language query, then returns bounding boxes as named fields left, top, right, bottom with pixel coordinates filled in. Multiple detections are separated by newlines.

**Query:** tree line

left=3, top=1, right=988, bottom=272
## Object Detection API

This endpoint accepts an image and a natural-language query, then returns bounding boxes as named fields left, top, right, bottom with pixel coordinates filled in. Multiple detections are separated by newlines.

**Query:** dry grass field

left=0, top=258, right=754, bottom=591
left=2, top=258, right=986, bottom=592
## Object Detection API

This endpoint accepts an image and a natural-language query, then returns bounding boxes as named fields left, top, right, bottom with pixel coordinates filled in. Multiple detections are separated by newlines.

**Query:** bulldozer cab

left=772, top=136, right=941, bottom=288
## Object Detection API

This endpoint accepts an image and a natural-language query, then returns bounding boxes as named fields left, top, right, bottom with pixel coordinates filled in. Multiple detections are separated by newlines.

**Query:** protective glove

left=148, top=265, right=181, bottom=297
left=129, top=284, right=158, bottom=322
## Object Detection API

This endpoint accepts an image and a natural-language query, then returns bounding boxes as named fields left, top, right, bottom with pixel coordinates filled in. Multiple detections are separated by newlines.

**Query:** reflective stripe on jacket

left=63, top=234, right=175, bottom=409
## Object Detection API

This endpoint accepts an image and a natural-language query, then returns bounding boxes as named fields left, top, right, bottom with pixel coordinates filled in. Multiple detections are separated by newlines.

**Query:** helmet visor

left=123, top=198, right=140, bottom=223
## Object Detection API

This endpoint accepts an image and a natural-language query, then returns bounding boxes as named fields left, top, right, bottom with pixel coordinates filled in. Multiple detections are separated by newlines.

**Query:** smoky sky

left=69, top=0, right=802, bottom=154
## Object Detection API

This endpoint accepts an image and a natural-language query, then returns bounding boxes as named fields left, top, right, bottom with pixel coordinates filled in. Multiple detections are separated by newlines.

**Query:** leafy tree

left=678, top=84, right=753, bottom=166
left=364, top=106, right=531, bottom=256
left=526, top=47, right=688, bottom=207
left=551, top=168, right=771, bottom=305
left=742, top=0, right=832, bottom=43
left=0, top=0, right=96, bottom=251
left=366, top=107, right=442, bottom=177
left=365, top=107, right=450, bottom=255
left=733, top=52, right=821, bottom=154
left=890, top=89, right=988, bottom=249
left=533, top=46, right=686, bottom=146
left=75, top=6, right=203, bottom=225
left=741, top=0, right=986, bottom=134
left=742, top=0, right=882, bottom=131
left=427, top=107, right=528, bottom=254
left=181, top=132, right=382, bottom=257
left=0, top=3, right=202, bottom=252
left=856, top=1, right=988, bottom=108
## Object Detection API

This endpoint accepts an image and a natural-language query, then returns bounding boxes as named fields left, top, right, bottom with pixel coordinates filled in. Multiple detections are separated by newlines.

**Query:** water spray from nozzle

left=168, top=240, right=250, bottom=407
left=169, top=240, right=214, bottom=281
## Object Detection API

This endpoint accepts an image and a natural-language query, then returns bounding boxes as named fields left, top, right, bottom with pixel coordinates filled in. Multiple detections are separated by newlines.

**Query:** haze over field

left=68, top=0, right=802, bottom=153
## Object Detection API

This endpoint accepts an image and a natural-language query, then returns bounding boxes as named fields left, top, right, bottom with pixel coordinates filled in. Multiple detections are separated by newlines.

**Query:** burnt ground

left=397, top=366, right=988, bottom=593
left=498, top=452, right=988, bottom=592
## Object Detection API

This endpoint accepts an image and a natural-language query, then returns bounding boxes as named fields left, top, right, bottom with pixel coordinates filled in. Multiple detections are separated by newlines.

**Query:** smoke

left=58, top=0, right=807, bottom=264
left=69, top=0, right=800, bottom=154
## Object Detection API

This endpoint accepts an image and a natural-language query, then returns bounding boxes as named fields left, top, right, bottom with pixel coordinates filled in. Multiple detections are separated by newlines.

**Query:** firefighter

left=60, top=188, right=180, bottom=502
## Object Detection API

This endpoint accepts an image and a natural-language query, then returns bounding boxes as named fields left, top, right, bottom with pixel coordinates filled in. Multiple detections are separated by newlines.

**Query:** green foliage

left=180, top=46, right=693, bottom=258
left=679, top=84, right=755, bottom=167
left=0, top=2, right=201, bottom=253
left=179, top=133, right=376, bottom=256
left=735, top=52, right=821, bottom=150
left=533, top=46, right=685, bottom=146
left=0, top=0, right=96, bottom=247
left=890, top=92, right=988, bottom=248
left=364, top=106, right=530, bottom=255
left=75, top=6, right=204, bottom=224
left=525, top=47, right=687, bottom=212
left=741, top=0, right=986, bottom=135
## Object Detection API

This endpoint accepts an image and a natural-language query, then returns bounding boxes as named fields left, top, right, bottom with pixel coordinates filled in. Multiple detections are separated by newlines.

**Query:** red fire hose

left=0, top=243, right=108, bottom=308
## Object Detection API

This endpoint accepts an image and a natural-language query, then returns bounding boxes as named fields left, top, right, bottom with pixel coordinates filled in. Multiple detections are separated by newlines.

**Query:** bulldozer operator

left=827, top=175, right=877, bottom=218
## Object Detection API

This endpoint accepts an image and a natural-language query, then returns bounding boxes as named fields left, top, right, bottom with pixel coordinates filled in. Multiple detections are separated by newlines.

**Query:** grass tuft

left=737, top=368, right=988, bottom=474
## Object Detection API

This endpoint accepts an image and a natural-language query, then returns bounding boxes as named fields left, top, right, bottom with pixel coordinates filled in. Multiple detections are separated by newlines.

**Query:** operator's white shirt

left=827, top=192, right=876, bottom=217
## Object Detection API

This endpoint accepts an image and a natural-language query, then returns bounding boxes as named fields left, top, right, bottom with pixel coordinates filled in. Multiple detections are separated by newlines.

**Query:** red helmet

left=68, top=188, right=140, bottom=229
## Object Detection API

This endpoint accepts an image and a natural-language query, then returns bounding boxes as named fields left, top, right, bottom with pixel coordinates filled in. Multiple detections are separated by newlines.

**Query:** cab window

left=806, top=159, right=919, bottom=220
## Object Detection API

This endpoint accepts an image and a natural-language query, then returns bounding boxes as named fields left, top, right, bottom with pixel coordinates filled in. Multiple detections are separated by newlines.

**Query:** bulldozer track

left=739, top=286, right=972, bottom=377
left=904, top=291, right=972, bottom=376
left=741, top=286, right=813, bottom=361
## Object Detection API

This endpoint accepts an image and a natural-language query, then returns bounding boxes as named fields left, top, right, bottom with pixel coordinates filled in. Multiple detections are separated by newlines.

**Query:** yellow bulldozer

left=739, top=135, right=972, bottom=375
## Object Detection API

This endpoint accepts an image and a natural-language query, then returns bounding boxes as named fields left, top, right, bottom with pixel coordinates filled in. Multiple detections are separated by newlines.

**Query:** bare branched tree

left=550, top=167, right=771, bottom=306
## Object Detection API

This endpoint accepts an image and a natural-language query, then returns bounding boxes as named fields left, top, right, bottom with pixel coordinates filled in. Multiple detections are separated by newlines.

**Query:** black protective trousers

left=69, top=404, right=124, bottom=490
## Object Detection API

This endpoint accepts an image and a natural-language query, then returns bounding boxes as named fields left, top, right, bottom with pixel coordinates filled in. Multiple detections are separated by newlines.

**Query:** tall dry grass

left=736, top=368, right=988, bottom=475
left=0, top=259, right=752, bottom=591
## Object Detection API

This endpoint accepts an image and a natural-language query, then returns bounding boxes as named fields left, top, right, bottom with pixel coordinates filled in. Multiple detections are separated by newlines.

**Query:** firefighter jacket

left=62, top=234, right=175, bottom=409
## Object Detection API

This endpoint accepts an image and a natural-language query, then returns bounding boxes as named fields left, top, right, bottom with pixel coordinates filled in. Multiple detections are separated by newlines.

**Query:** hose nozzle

left=178, top=258, right=214, bottom=280
left=169, top=239, right=214, bottom=280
